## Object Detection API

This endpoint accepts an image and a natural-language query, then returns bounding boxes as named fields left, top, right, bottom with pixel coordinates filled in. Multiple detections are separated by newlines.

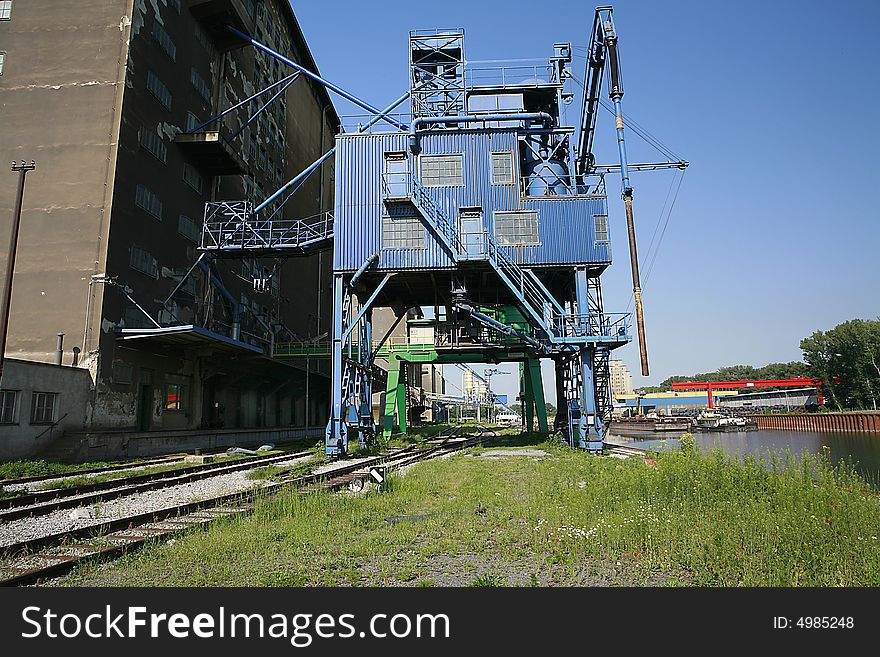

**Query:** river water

left=605, top=428, right=880, bottom=488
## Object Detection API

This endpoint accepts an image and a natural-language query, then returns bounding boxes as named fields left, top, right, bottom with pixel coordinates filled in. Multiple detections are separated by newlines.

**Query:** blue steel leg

left=326, top=274, right=347, bottom=456
left=575, top=268, right=602, bottom=451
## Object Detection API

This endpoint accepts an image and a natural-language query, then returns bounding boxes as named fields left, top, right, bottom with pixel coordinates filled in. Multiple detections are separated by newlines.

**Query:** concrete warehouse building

left=0, top=0, right=338, bottom=458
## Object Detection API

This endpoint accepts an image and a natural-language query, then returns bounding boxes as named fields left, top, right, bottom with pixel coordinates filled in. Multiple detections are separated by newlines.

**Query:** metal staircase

left=384, top=173, right=568, bottom=343
left=593, top=346, right=612, bottom=423
left=384, top=173, right=463, bottom=256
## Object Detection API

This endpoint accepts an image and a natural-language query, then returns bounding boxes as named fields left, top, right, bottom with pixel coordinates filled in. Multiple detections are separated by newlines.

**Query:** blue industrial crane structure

left=193, top=5, right=686, bottom=457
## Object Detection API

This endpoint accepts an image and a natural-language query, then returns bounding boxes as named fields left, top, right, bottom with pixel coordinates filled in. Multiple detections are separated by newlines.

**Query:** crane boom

left=575, top=9, right=607, bottom=176
left=577, top=6, right=651, bottom=376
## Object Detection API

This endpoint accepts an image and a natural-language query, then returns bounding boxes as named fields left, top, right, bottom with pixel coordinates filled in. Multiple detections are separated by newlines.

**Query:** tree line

left=636, top=318, right=880, bottom=411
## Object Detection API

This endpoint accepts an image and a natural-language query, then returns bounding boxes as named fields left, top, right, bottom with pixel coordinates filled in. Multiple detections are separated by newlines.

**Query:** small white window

left=594, top=214, right=609, bottom=243
left=0, top=2, right=12, bottom=20
left=30, top=392, right=57, bottom=425
left=420, top=155, right=463, bottom=186
left=0, top=389, right=17, bottom=424
left=491, top=152, right=514, bottom=184
left=0, top=52, right=6, bottom=75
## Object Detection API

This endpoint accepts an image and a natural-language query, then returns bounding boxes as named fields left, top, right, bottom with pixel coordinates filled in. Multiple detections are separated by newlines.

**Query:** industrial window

left=135, top=184, right=163, bottom=219
left=130, top=245, right=159, bottom=278
left=185, top=111, right=201, bottom=133
left=382, top=212, right=425, bottom=249
left=190, top=67, right=211, bottom=103
left=178, top=215, right=199, bottom=243
left=151, top=21, right=177, bottom=61
left=494, top=211, right=539, bottom=246
left=248, top=134, right=257, bottom=163
left=122, top=306, right=152, bottom=328
left=164, top=384, right=185, bottom=412
left=0, top=52, right=5, bottom=75
left=146, top=71, right=172, bottom=110
left=194, top=22, right=216, bottom=58
left=30, top=392, right=57, bottom=425
left=138, top=127, right=167, bottom=163
left=420, top=155, right=463, bottom=186
left=491, top=152, right=514, bottom=184
left=171, top=269, right=197, bottom=296
left=0, top=1, right=11, bottom=20
left=0, top=390, right=17, bottom=424
left=594, top=214, right=609, bottom=243
left=182, top=163, right=204, bottom=193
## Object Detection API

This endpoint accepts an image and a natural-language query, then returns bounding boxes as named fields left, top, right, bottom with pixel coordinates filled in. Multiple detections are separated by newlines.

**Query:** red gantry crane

left=670, top=377, right=827, bottom=409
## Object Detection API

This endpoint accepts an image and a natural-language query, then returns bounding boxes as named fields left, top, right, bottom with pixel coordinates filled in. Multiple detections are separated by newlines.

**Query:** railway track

left=0, top=448, right=317, bottom=521
left=0, top=425, right=489, bottom=587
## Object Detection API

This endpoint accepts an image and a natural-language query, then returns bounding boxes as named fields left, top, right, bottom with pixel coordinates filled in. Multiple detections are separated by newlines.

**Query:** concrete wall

left=1, top=0, right=335, bottom=437
left=0, top=358, right=94, bottom=460
left=752, top=412, right=880, bottom=433
left=0, top=0, right=133, bottom=363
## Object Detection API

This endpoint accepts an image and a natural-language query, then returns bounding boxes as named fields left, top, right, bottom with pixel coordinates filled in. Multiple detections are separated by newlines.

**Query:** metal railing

left=465, top=64, right=560, bottom=89
left=520, top=173, right=607, bottom=198
left=201, top=201, right=333, bottom=253
left=552, top=312, right=631, bottom=341
left=379, top=170, right=626, bottom=345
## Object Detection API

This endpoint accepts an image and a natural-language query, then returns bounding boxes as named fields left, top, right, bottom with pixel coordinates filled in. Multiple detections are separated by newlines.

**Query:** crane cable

left=568, top=63, right=687, bottom=309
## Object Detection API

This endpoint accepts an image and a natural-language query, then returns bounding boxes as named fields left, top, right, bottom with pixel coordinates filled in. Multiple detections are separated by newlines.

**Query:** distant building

left=609, top=360, right=633, bottom=398
left=462, top=368, right=489, bottom=402
left=617, top=390, right=738, bottom=412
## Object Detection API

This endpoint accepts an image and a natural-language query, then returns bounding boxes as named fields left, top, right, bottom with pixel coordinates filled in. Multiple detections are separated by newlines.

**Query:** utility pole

left=483, top=368, right=509, bottom=425
left=0, top=161, right=36, bottom=384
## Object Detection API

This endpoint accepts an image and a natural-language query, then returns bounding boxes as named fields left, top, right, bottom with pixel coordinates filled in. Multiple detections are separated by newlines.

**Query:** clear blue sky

left=292, top=0, right=880, bottom=400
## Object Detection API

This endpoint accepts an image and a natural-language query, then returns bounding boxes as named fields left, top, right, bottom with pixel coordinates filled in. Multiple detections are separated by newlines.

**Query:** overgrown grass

left=56, top=443, right=880, bottom=587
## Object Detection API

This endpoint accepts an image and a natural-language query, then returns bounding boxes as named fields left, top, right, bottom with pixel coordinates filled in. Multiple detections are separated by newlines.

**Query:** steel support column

left=575, top=268, right=602, bottom=451
left=381, top=356, right=402, bottom=440
left=325, top=274, right=347, bottom=456
left=523, top=362, right=535, bottom=431
left=525, top=358, right=548, bottom=432
left=396, top=368, right=408, bottom=435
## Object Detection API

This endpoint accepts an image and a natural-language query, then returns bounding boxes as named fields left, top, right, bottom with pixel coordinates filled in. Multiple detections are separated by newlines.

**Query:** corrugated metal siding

left=334, top=130, right=610, bottom=272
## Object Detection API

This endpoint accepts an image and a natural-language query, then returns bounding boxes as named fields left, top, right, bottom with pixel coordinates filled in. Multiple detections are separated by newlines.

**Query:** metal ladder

left=593, top=346, right=612, bottom=424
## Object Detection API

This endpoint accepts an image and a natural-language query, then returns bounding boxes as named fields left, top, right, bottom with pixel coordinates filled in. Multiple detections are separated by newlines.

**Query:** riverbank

left=52, top=434, right=880, bottom=587
left=752, top=411, right=880, bottom=432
